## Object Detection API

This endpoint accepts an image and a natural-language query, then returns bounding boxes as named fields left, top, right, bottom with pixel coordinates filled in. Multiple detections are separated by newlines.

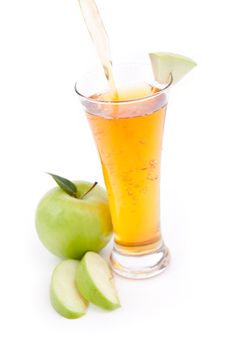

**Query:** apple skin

left=35, top=181, right=112, bottom=259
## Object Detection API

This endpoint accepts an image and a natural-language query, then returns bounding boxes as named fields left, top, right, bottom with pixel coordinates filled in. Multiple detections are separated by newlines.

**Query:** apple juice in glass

left=76, top=64, right=171, bottom=279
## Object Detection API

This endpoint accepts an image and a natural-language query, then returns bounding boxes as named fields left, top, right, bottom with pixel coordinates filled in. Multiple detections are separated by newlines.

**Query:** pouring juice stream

left=78, top=0, right=118, bottom=97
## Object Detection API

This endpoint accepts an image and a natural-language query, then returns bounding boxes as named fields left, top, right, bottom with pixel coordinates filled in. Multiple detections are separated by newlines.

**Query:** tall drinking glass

left=75, top=63, right=171, bottom=279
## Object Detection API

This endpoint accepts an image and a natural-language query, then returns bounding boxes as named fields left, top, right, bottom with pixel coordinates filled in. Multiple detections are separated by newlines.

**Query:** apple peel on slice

left=149, top=52, right=197, bottom=85
left=76, top=252, right=120, bottom=310
left=50, top=259, right=88, bottom=319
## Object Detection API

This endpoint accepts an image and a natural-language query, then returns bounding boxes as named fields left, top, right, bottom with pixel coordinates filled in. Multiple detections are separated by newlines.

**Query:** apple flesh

left=50, top=259, right=88, bottom=319
left=76, top=252, right=120, bottom=310
left=35, top=181, right=112, bottom=259
left=149, top=52, right=197, bottom=85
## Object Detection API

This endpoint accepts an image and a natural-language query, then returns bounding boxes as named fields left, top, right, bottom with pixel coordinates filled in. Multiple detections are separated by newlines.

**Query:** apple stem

left=80, top=182, right=98, bottom=199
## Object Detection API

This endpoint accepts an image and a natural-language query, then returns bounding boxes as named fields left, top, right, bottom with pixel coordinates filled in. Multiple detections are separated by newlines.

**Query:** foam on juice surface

left=87, top=83, right=165, bottom=119
left=96, top=83, right=159, bottom=102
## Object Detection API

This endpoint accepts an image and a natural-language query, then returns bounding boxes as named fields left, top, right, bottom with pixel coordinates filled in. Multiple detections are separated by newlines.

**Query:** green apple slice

left=76, top=252, right=120, bottom=310
left=149, top=52, right=197, bottom=84
left=50, top=259, right=88, bottom=319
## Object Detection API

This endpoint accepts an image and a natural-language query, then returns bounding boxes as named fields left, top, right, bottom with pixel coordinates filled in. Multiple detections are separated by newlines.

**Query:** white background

left=0, top=0, right=233, bottom=349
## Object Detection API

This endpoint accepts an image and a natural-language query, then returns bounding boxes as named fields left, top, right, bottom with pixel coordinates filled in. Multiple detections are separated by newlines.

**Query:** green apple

left=35, top=174, right=112, bottom=259
left=76, top=252, right=120, bottom=310
left=149, top=52, right=197, bottom=84
left=50, top=259, right=88, bottom=319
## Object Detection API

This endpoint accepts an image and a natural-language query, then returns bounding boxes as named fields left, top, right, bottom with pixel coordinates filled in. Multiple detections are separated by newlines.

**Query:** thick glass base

left=110, top=241, right=170, bottom=279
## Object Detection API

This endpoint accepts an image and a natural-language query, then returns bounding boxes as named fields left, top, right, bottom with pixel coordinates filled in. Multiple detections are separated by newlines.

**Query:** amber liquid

left=86, top=84, right=167, bottom=252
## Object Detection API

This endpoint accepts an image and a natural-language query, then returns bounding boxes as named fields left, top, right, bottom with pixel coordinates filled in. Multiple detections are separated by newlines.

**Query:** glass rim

left=74, top=69, right=173, bottom=105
